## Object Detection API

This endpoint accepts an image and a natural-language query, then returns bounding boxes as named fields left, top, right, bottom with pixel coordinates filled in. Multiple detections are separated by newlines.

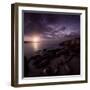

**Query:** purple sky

left=23, top=11, right=80, bottom=41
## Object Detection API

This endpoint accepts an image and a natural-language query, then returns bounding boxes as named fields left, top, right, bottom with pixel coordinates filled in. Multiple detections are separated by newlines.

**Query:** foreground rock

left=24, top=38, right=80, bottom=77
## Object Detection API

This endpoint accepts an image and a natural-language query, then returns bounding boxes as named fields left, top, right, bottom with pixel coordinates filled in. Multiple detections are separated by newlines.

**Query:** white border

left=18, top=6, right=86, bottom=84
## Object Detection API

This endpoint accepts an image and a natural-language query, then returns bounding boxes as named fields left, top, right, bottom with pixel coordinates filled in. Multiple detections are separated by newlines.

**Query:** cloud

left=24, top=12, right=80, bottom=40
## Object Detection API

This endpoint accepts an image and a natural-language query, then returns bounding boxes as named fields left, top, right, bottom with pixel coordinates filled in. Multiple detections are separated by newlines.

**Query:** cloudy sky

left=23, top=11, right=80, bottom=41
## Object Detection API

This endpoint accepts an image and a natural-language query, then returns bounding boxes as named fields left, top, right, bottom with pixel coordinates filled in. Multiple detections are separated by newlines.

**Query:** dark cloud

left=24, top=11, right=80, bottom=40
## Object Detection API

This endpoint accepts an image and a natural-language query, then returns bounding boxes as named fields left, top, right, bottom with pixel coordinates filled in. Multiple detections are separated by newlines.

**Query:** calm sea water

left=24, top=41, right=60, bottom=59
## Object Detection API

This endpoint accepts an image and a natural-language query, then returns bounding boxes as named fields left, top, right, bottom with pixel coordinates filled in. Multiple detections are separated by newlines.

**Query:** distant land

left=24, top=41, right=40, bottom=43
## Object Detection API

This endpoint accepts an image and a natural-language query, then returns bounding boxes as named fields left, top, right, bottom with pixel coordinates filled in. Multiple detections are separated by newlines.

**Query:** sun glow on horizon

left=31, top=36, right=40, bottom=51
left=32, top=36, right=40, bottom=43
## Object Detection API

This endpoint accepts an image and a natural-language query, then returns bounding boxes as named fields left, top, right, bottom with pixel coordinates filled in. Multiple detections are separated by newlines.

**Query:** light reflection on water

left=24, top=41, right=60, bottom=59
left=32, top=42, right=40, bottom=51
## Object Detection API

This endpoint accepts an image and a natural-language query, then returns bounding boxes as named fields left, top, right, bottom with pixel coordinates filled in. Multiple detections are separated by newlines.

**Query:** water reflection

left=32, top=42, right=39, bottom=51
left=24, top=41, right=59, bottom=59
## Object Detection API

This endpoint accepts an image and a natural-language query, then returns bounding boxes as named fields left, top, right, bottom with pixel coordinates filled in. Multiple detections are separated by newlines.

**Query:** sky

left=23, top=11, right=80, bottom=41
